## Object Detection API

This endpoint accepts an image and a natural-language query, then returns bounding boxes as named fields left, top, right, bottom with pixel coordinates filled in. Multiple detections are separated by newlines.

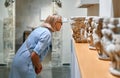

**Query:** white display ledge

left=71, top=39, right=81, bottom=78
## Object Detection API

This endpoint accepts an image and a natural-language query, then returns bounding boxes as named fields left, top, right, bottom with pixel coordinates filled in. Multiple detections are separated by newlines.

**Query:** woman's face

left=54, top=20, right=62, bottom=31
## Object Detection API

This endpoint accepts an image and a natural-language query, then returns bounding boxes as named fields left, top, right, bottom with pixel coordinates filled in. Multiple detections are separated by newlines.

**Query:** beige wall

left=87, top=4, right=99, bottom=16
left=112, top=0, right=120, bottom=17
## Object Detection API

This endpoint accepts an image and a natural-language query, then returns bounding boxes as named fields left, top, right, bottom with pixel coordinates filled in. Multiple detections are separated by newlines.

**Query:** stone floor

left=37, top=66, right=71, bottom=78
left=0, top=52, right=72, bottom=78
left=0, top=64, right=71, bottom=78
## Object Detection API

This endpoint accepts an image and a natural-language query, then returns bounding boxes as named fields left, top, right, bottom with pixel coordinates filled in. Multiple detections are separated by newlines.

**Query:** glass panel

left=0, top=19, right=3, bottom=64
left=3, top=17, right=14, bottom=63
left=0, top=0, right=15, bottom=66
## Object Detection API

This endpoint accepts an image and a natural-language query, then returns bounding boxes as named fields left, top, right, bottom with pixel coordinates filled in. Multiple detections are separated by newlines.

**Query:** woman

left=9, top=14, right=62, bottom=78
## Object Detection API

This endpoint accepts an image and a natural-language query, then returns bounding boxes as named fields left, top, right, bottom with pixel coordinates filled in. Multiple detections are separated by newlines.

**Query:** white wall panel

left=99, top=0, right=113, bottom=17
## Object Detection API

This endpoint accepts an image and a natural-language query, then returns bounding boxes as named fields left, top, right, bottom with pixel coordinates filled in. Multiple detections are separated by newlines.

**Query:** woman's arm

left=31, top=52, right=42, bottom=74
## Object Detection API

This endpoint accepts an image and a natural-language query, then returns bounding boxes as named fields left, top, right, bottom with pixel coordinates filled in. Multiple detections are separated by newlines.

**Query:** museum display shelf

left=74, top=42, right=118, bottom=78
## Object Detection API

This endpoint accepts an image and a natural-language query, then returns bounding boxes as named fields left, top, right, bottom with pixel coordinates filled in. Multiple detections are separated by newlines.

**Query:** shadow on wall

left=15, top=38, right=22, bottom=53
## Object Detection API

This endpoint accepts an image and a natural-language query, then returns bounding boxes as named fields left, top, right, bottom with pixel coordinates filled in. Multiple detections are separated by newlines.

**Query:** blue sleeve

left=33, top=33, right=51, bottom=55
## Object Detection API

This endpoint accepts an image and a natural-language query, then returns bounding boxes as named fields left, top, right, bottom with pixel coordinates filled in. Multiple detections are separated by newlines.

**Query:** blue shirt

left=9, top=26, right=52, bottom=78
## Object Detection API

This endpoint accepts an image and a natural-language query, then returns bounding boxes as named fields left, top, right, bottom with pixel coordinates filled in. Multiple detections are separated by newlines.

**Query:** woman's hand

left=31, top=52, right=42, bottom=74
left=35, top=63, right=42, bottom=74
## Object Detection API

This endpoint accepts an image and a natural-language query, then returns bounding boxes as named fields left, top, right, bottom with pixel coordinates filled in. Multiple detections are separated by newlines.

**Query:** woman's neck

left=41, top=23, right=55, bottom=32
